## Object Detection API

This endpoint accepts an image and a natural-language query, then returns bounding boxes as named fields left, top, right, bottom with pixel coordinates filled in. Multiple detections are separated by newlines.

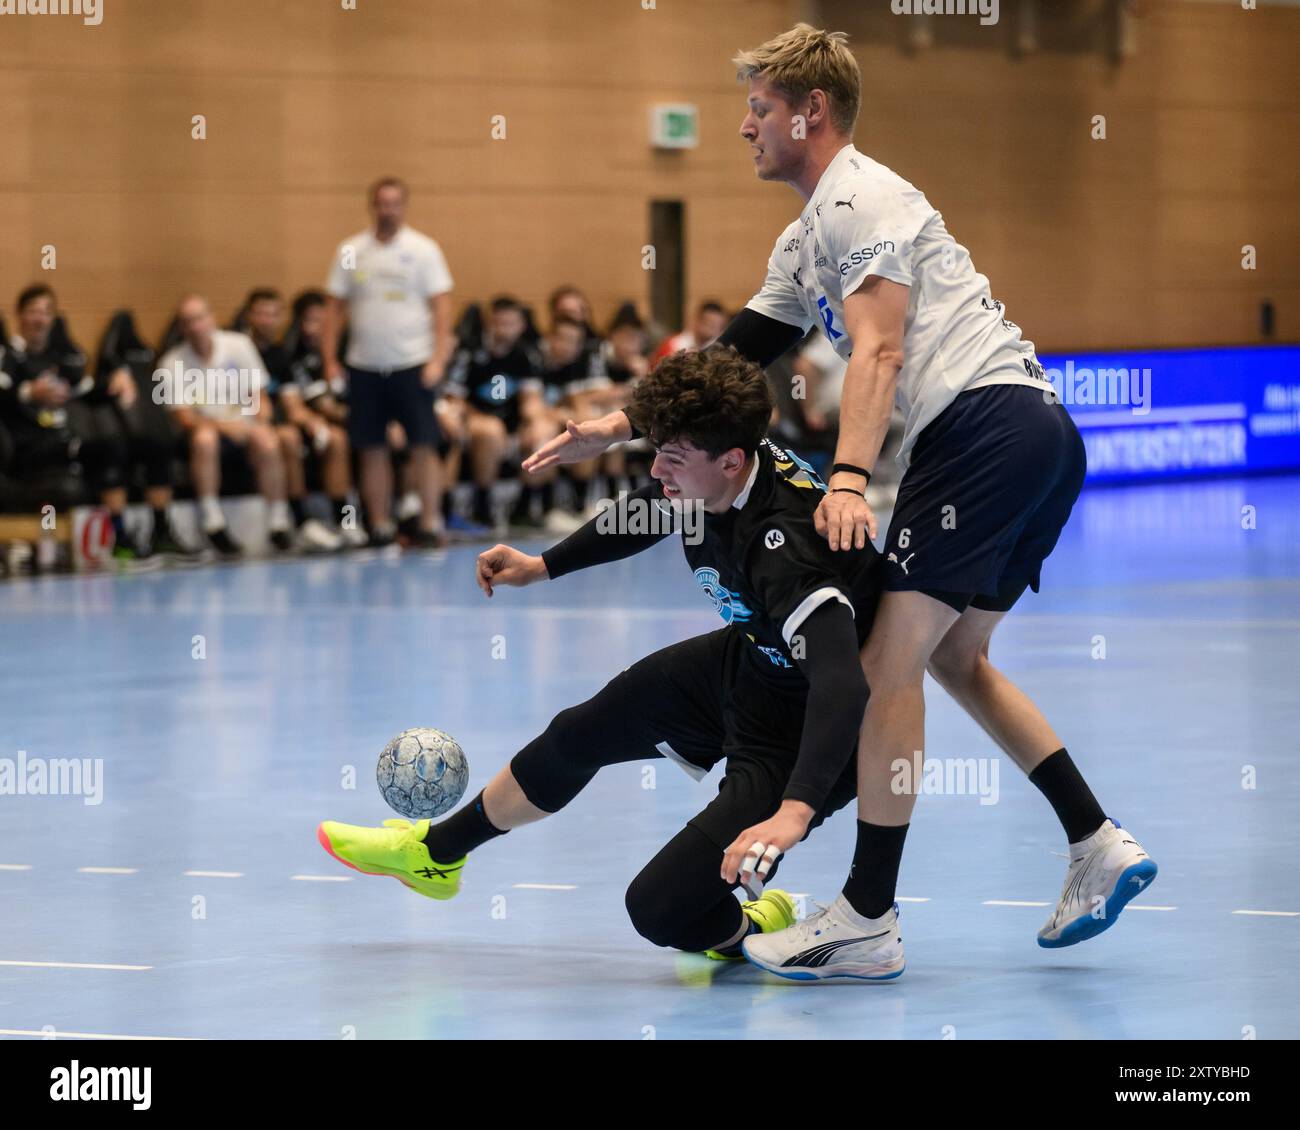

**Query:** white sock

left=396, top=491, right=421, bottom=521
left=268, top=499, right=291, bottom=532
left=199, top=496, right=225, bottom=534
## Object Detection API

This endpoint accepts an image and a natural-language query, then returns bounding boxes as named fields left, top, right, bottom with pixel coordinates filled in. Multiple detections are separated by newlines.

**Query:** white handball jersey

left=326, top=225, right=453, bottom=372
left=746, top=144, right=1047, bottom=467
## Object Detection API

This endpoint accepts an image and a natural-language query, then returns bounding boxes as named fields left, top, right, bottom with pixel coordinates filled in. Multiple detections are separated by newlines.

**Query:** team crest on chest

left=693, top=567, right=753, bottom=625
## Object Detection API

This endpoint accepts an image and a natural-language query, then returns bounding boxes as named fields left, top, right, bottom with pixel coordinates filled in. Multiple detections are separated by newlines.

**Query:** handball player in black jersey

left=317, top=347, right=886, bottom=961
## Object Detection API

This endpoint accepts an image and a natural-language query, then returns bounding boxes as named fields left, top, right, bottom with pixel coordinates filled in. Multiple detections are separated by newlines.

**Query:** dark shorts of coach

left=883, top=381, right=1087, bottom=614
left=347, top=364, right=441, bottom=450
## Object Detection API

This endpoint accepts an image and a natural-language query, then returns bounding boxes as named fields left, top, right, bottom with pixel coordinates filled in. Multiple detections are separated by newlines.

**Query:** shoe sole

left=742, top=951, right=906, bottom=983
left=1038, top=858, right=1159, bottom=948
left=315, top=823, right=457, bottom=901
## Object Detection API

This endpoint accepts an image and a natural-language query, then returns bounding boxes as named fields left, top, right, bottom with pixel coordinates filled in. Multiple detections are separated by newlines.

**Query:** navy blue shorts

left=347, top=365, right=440, bottom=450
left=882, top=382, right=1087, bottom=613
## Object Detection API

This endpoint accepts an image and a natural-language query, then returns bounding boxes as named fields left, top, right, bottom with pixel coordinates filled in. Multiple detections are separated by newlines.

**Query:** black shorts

left=510, top=628, right=857, bottom=851
left=347, top=365, right=440, bottom=449
left=883, top=382, right=1087, bottom=613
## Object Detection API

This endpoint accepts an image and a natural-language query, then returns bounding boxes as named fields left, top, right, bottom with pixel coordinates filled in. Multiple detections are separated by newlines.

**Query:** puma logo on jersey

left=835, top=195, right=857, bottom=210
left=887, top=551, right=915, bottom=575
left=792, top=267, right=804, bottom=288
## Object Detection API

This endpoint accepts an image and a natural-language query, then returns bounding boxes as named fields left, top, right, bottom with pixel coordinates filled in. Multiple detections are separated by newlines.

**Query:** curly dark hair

left=628, top=345, right=772, bottom=458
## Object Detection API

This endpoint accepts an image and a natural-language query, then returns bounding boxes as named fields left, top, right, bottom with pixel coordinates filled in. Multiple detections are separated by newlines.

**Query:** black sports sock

left=331, top=497, right=348, bottom=526
left=109, top=511, right=127, bottom=544
left=151, top=507, right=169, bottom=535
left=711, top=912, right=760, bottom=957
left=841, top=820, right=909, bottom=920
left=472, top=486, right=492, bottom=524
left=422, top=790, right=507, bottom=861
left=1029, top=748, right=1106, bottom=843
left=289, top=498, right=308, bottom=527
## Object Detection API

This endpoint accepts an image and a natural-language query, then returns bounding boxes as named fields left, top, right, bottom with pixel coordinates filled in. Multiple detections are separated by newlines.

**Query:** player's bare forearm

left=521, top=409, right=633, bottom=474
left=830, top=277, right=908, bottom=491
left=476, top=545, right=548, bottom=598
left=831, top=348, right=898, bottom=488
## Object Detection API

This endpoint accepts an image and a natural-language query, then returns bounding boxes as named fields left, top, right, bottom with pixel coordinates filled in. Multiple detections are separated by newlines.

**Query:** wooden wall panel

left=0, top=0, right=1294, bottom=353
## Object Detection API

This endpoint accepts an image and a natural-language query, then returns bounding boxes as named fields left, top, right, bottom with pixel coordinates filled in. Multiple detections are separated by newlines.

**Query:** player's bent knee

left=624, top=869, right=687, bottom=949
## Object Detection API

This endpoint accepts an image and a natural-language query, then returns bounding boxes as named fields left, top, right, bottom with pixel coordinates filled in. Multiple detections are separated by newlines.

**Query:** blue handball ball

left=376, top=728, right=469, bottom=819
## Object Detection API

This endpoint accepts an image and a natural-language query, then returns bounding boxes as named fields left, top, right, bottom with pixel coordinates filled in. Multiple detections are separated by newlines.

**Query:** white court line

left=0, top=960, right=152, bottom=971
left=76, top=867, right=137, bottom=875
left=984, top=900, right=1050, bottom=907
left=183, top=870, right=244, bottom=878
left=896, top=897, right=931, bottom=903
left=513, top=883, right=577, bottom=891
left=1232, top=909, right=1299, bottom=917
left=0, top=864, right=32, bottom=871
left=0, top=1028, right=191, bottom=1041
left=290, top=874, right=351, bottom=882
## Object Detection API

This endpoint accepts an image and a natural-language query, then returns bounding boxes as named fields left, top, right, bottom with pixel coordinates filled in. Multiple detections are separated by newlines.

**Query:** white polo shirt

left=746, top=144, right=1047, bottom=468
left=157, top=330, right=267, bottom=421
left=326, top=225, right=454, bottom=372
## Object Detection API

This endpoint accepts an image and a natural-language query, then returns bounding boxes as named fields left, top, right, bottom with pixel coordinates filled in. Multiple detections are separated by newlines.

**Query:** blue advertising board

left=1037, top=345, right=1300, bottom=484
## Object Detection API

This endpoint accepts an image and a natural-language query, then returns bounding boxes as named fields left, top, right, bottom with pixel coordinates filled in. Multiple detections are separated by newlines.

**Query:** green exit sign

left=650, top=104, right=699, bottom=149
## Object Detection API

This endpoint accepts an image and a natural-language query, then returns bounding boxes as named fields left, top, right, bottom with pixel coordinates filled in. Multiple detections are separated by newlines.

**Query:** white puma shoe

left=742, top=894, right=905, bottom=982
left=1038, top=818, right=1157, bottom=948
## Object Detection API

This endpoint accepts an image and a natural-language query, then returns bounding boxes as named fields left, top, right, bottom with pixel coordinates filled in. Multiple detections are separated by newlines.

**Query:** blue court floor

left=2, top=474, right=1298, bottom=1040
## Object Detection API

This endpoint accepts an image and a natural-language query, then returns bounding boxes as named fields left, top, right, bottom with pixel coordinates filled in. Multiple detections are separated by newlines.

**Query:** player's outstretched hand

left=721, top=801, right=814, bottom=886
left=814, top=489, right=877, bottom=551
left=476, top=544, right=548, bottom=598
left=522, top=411, right=628, bottom=474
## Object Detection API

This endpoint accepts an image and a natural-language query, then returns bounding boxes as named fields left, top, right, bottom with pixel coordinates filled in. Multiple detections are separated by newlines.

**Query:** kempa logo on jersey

left=763, top=529, right=785, bottom=549
left=839, top=240, right=896, bottom=277
left=50, top=1062, right=150, bottom=1110
left=0, top=0, right=102, bottom=24
left=152, top=360, right=261, bottom=415
left=1043, top=360, right=1152, bottom=415
left=890, top=0, right=999, bottom=27
left=594, top=490, right=703, bottom=545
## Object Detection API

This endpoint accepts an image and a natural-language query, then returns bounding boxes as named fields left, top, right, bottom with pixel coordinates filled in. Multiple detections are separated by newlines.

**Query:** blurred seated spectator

left=156, top=294, right=289, bottom=557
left=0, top=285, right=155, bottom=567
left=274, top=290, right=366, bottom=550
left=93, top=309, right=204, bottom=563
left=444, top=295, right=559, bottom=531
left=650, top=300, right=729, bottom=363
left=541, top=315, right=609, bottom=529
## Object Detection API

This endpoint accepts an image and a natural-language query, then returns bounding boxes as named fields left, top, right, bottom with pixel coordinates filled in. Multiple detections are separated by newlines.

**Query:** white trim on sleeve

left=781, top=586, right=854, bottom=647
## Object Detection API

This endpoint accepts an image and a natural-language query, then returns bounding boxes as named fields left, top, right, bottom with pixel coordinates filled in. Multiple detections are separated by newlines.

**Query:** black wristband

left=831, top=486, right=866, bottom=497
left=831, top=462, right=871, bottom=481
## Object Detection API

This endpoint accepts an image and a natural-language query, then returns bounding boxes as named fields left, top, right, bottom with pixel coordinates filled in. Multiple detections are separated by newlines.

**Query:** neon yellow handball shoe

left=704, top=888, right=798, bottom=961
left=316, top=818, right=465, bottom=900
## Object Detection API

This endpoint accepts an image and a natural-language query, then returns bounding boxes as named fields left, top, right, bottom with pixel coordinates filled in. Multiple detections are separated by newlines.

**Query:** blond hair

left=733, top=23, right=860, bottom=137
